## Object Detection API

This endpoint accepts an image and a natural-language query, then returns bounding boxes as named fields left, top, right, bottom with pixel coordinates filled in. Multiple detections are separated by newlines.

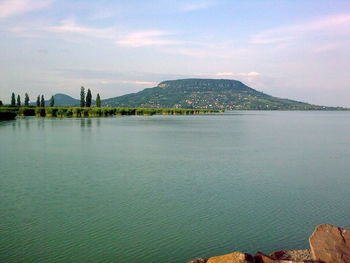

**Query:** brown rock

left=270, top=250, right=312, bottom=261
left=309, top=224, right=350, bottom=263
left=254, top=251, right=321, bottom=263
left=187, top=258, right=208, bottom=263
left=206, top=252, right=253, bottom=263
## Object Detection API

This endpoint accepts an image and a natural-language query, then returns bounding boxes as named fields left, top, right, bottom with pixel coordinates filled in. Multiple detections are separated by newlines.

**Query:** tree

left=80, top=86, right=85, bottom=107
left=96, top=93, right=101, bottom=107
left=86, top=89, right=92, bottom=107
left=17, top=95, right=21, bottom=106
left=11, top=93, right=16, bottom=106
left=50, top=96, right=55, bottom=107
left=41, top=95, right=45, bottom=107
left=0, top=100, right=3, bottom=106
left=25, top=93, right=30, bottom=106
left=36, top=95, right=40, bottom=107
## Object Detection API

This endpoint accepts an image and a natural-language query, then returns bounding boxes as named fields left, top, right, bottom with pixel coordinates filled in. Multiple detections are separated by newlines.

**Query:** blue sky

left=1, top=0, right=350, bottom=106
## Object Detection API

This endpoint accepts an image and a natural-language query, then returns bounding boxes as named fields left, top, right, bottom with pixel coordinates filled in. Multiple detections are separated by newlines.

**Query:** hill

left=30, top=93, right=95, bottom=106
left=101, top=79, right=337, bottom=110
left=49, top=93, right=80, bottom=106
left=30, top=93, right=79, bottom=106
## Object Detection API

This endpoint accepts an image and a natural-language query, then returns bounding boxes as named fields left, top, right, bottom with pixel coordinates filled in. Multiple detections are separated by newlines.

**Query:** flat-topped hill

left=101, top=79, right=339, bottom=110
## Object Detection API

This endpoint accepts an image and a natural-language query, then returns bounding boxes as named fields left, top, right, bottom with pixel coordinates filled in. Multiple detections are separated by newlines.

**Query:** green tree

left=36, top=95, right=40, bottom=107
left=50, top=96, right=55, bottom=107
left=80, top=86, right=85, bottom=107
left=96, top=93, right=101, bottom=107
left=86, top=89, right=92, bottom=107
left=0, top=100, right=3, bottom=106
left=24, top=93, right=30, bottom=106
left=41, top=95, right=45, bottom=107
left=17, top=95, right=21, bottom=106
left=11, top=92, right=16, bottom=106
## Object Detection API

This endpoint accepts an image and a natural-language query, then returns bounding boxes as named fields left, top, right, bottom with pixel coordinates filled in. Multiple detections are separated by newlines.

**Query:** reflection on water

left=80, top=118, right=92, bottom=128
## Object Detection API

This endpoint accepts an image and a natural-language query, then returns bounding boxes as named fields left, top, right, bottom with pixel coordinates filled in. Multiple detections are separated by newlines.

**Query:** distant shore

left=0, top=106, right=220, bottom=120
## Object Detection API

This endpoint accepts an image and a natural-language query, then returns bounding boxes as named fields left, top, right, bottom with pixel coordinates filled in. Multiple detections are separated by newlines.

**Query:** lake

left=1, top=111, right=350, bottom=263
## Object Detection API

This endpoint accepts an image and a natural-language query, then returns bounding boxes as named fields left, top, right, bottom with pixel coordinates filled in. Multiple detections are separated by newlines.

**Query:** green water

left=1, top=111, right=350, bottom=263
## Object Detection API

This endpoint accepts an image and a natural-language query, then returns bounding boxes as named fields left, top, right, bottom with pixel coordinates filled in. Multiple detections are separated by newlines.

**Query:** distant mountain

left=30, top=93, right=94, bottom=106
left=50, top=93, right=80, bottom=106
left=101, top=79, right=338, bottom=110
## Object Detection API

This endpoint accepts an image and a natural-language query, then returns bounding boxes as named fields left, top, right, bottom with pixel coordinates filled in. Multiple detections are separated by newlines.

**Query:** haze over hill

left=101, top=79, right=338, bottom=110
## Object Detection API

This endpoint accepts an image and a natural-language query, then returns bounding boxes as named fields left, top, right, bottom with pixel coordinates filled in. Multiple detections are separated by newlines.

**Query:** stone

left=270, top=250, right=312, bottom=261
left=254, top=251, right=321, bottom=263
left=206, top=252, right=253, bottom=263
left=309, top=224, right=350, bottom=263
left=187, top=258, right=208, bottom=263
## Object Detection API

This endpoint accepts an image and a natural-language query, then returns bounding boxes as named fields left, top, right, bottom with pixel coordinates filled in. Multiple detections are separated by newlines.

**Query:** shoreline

left=188, top=224, right=350, bottom=263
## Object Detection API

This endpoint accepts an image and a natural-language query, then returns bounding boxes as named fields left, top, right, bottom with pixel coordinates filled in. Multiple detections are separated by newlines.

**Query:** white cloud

left=216, top=72, right=233, bottom=76
left=237, top=72, right=261, bottom=77
left=45, top=20, right=116, bottom=39
left=251, top=14, right=350, bottom=45
left=116, top=31, right=177, bottom=47
left=43, top=20, right=179, bottom=48
left=0, top=0, right=52, bottom=19
left=134, top=81, right=157, bottom=85
left=215, top=72, right=261, bottom=77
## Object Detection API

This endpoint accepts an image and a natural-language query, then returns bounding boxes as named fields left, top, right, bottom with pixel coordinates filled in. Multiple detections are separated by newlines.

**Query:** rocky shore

left=187, top=224, right=350, bottom=263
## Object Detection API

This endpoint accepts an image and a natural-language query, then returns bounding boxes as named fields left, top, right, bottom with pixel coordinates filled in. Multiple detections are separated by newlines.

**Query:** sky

left=0, top=0, right=350, bottom=106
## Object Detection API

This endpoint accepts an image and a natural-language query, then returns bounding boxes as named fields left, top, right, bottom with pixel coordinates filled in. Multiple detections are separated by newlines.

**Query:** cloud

left=134, top=81, right=157, bottom=85
left=45, top=20, right=116, bottom=39
left=0, top=0, right=52, bottom=19
left=116, top=31, right=178, bottom=47
left=43, top=20, right=179, bottom=48
left=216, top=72, right=233, bottom=76
left=237, top=72, right=261, bottom=77
left=251, top=14, right=350, bottom=45
left=215, top=72, right=261, bottom=77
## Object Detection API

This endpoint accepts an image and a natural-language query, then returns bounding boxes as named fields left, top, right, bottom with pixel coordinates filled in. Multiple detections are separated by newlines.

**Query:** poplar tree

left=80, top=86, right=85, bottom=107
left=36, top=95, right=40, bottom=107
left=11, top=93, right=16, bottom=106
left=96, top=93, right=101, bottom=107
left=0, top=100, right=3, bottom=106
left=24, top=93, right=30, bottom=106
left=17, top=95, right=21, bottom=106
left=50, top=96, right=55, bottom=107
left=86, top=89, right=92, bottom=107
left=41, top=95, right=45, bottom=107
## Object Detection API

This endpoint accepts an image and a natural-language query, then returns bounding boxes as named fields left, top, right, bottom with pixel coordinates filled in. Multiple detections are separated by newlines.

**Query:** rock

left=254, top=251, right=321, bottom=263
left=269, top=250, right=312, bottom=261
left=206, top=252, right=253, bottom=263
left=187, top=258, right=208, bottom=263
left=309, top=224, right=350, bottom=263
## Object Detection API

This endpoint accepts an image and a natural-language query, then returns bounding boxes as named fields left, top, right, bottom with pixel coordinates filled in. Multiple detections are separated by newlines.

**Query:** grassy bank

left=0, top=111, right=17, bottom=120
left=0, top=106, right=20, bottom=120
left=0, top=106, right=219, bottom=118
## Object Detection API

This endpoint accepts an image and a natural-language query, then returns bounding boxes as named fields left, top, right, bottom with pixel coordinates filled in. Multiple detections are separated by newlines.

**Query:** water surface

left=1, top=111, right=350, bottom=262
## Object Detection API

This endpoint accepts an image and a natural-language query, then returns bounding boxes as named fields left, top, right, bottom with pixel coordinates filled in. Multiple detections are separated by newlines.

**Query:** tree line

left=80, top=87, right=101, bottom=107
left=3, top=87, right=101, bottom=107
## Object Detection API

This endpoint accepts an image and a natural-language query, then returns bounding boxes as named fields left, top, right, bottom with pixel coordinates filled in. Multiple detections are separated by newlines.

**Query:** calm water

left=1, top=111, right=350, bottom=263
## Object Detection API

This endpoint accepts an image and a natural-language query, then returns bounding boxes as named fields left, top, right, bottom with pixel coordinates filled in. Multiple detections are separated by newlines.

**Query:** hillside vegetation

left=102, top=79, right=339, bottom=110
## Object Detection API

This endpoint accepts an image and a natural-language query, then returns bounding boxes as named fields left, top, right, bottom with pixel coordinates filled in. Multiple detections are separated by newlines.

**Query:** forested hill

left=101, top=79, right=336, bottom=110
left=30, top=93, right=94, bottom=106
left=29, top=93, right=80, bottom=106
